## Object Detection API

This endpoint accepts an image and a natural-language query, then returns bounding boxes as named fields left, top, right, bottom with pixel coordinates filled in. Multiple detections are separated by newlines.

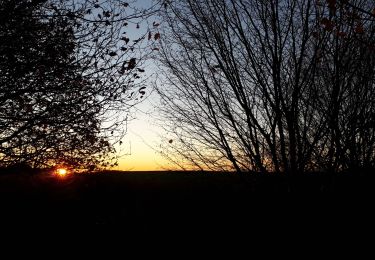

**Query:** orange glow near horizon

left=116, top=116, right=173, bottom=171
left=57, top=168, right=68, bottom=176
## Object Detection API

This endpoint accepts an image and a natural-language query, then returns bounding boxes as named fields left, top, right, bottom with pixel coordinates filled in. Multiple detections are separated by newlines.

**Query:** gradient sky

left=112, top=0, right=170, bottom=171
left=116, top=98, right=172, bottom=171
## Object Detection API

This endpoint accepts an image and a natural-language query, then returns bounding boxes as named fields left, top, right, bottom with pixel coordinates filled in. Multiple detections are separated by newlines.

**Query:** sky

left=111, top=0, right=171, bottom=171
left=116, top=97, right=172, bottom=171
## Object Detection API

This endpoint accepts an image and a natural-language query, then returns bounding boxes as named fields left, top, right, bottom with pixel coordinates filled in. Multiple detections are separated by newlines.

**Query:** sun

left=57, top=168, right=68, bottom=176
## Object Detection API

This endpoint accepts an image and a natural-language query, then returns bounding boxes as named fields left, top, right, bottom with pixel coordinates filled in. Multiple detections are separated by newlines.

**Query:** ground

left=0, top=170, right=374, bottom=233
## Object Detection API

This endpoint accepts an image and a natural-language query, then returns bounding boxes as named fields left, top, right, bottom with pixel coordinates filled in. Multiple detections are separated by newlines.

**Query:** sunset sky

left=116, top=98, right=171, bottom=171
left=109, top=1, right=170, bottom=171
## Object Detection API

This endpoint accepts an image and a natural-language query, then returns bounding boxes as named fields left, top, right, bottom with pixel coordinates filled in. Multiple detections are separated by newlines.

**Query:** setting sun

left=57, top=168, right=68, bottom=176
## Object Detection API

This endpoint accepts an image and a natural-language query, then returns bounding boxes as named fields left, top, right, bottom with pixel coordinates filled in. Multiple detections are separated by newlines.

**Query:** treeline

left=0, top=0, right=158, bottom=170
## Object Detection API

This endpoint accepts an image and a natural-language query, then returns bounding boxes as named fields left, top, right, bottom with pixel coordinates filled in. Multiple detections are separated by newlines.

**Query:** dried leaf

left=326, top=0, right=336, bottom=10
left=355, top=24, right=364, bottom=34
left=336, top=31, right=347, bottom=37
left=127, top=58, right=136, bottom=70
left=103, top=11, right=111, bottom=18
left=121, top=37, right=130, bottom=44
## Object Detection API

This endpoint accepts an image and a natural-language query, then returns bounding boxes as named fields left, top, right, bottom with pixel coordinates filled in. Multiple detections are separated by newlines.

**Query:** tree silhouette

left=156, top=0, right=374, bottom=174
left=0, top=0, right=158, bottom=170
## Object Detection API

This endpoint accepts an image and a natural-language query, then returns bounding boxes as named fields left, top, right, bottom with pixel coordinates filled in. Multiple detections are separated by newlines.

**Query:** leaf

left=336, top=31, right=347, bottom=37
left=137, top=68, right=145, bottom=73
left=127, top=58, right=136, bottom=70
left=136, top=23, right=140, bottom=29
left=121, top=37, right=130, bottom=44
left=355, top=24, right=364, bottom=34
left=153, top=21, right=160, bottom=27
left=154, top=33, right=161, bottom=40
left=148, top=31, right=152, bottom=40
left=94, top=4, right=100, bottom=8
left=168, top=139, right=173, bottom=144
left=312, top=31, right=319, bottom=38
left=109, top=51, right=117, bottom=56
left=152, top=47, right=160, bottom=51
left=103, top=11, right=111, bottom=18
left=326, top=0, right=336, bottom=10
left=321, top=18, right=334, bottom=31
left=139, top=86, right=146, bottom=95
left=123, top=3, right=129, bottom=7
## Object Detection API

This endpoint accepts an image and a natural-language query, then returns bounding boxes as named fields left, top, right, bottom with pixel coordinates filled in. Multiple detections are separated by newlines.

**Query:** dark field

left=0, top=170, right=374, bottom=233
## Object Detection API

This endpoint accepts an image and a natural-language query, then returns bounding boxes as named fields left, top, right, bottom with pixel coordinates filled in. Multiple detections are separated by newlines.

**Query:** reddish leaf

left=336, top=31, right=347, bottom=37
left=355, top=24, right=364, bottom=34
left=154, top=33, right=161, bottom=40
left=321, top=18, right=334, bottom=31
left=326, top=0, right=336, bottom=10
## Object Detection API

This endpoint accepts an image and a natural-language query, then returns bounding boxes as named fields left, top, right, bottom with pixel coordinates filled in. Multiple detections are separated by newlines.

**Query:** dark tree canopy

left=156, top=0, right=375, bottom=174
left=0, top=0, right=159, bottom=170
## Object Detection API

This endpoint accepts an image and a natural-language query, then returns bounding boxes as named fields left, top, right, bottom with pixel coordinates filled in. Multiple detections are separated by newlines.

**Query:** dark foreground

left=0, top=170, right=374, bottom=232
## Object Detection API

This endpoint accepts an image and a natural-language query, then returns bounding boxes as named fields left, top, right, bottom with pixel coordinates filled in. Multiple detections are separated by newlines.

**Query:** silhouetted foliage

left=156, top=0, right=375, bottom=174
left=0, top=0, right=159, bottom=170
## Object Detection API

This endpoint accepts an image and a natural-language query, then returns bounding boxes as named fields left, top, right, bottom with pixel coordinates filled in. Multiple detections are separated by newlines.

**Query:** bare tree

left=156, top=0, right=375, bottom=174
left=312, top=0, right=375, bottom=172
